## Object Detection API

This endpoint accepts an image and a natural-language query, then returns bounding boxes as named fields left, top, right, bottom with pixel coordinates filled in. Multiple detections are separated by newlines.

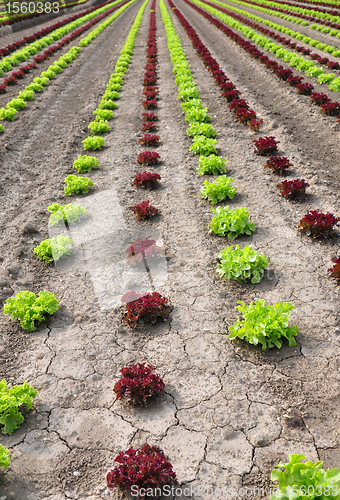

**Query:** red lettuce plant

left=223, top=89, right=241, bottom=101
left=296, top=83, right=314, bottom=95
left=253, top=136, right=280, bottom=155
left=248, top=118, right=263, bottom=131
left=125, top=238, right=164, bottom=265
left=4, top=76, right=17, bottom=86
left=286, top=75, right=304, bottom=87
left=144, top=85, right=157, bottom=91
left=236, top=108, right=256, bottom=124
left=20, top=63, right=36, bottom=73
left=131, top=200, right=158, bottom=219
left=143, top=77, right=157, bottom=86
left=144, top=70, right=156, bottom=78
left=143, top=90, right=158, bottom=100
left=220, top=81, right=235, bottom=91
left=141, top=121, right=157, bottom=132
left=142, top=99, right=157, bottom=109
left=121, top=291, right=170, bottom=326
left=275, top=68, right=293, bottom=81
left=138, top=134, right=160, bottom=147
left=113, top=363, right=165, bottom=405
left=321, top=102, right=340, bottom=116
left=277, top=179, right=309, bottom=198
left=228, top=99, right=249, bottom=112
left=11, top=70, right=25, bottom=79
left=106, top=444, right=177, bottom=495
left=221, top=82, right=236, bottom=91
left=328, top=257, right=340, bottom=284
left=310, top=93, right=330, bottom=105
left=264, top=156, right=292, bottom=174
left=142, top=112, right=158, bottom=122
left=133, top=171, right=161, bottom=189
left=137, top=151, right=160, bottom=165
left=298, top=209, right=340, bottom=238
left=0, top=84, right=6, bottom=94
left=327, top=61, right=340, bottom=70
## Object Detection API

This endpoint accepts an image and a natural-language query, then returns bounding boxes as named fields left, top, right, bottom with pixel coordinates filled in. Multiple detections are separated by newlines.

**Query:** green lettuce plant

left=73, top=155, right=99, bottom=173
left=33, top=76, right=49, bottom=86
left=182, top=99, right=203, bottom=112
left=201, top=176, right=236, bottom=203
left=270, top=454, right=340, bottom=500
left=99, top=99, right=117, bottom=110
left=106, top=83, right=122, bottom=91
left=210, top=206, right=255, bottom=239
left=197, top=155, right=226, bottom=176
left=50, top=63, right=63, bottom=74
left=0, top=124, right=4, bottom=133
left=329, top=77, right=340, bottom=92
left=0, top=445, right=10, bottom=470
left=7, top=98, right=26, bottom=111
left=18, top=90, right=34, bottom=101
left=185, top=107, right=211, bottom=123
left=229, top=299, right=298, bottom=350
left=64, top=175, right=93, bottom=196
left=40, top=69, right=56, bottom=80
left=190, top=136, right=218, bottom=155
left=318, top=73, right=335, bottom=84
left=25, top=83, right=43, bottom=93
left=83, top=136, right=105, bottom=151
left=218, top=245, right=269, bottom=283
left=0, top=107, right=17, bottom=121
left=0, top=380, right=38, bottom=435
left=93, top=109, right=114, bottom=121
left=4, top=290, right=60, bottom=332
left=178, top=84, right=199, bottom=100
left=187, top=122, right=216, bottom=138
left=47, top=203, right=87, bottom=225
left=88, top=120, right=110, bottom=134
left=33, top=235, right=73, bottom=263
left=103, top=90, right=120, bottom=100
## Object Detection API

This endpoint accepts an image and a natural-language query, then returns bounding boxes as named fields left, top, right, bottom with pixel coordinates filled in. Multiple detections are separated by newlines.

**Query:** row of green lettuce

left=0, top=0, right=125, bottom=75
left=191, top=0, right=340, bottom=91
left=0, top=0, right=138, bottom=132
left=160, top=0, right=229, bottom=177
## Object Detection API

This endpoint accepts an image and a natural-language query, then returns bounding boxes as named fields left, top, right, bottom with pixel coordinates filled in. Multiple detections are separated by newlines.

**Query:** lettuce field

left=0, top=0, right=340, bottom=497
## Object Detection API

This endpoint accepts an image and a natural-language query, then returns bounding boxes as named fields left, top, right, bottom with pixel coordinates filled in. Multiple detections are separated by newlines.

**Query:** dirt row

left=0, top=0, right=339, bottom=498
